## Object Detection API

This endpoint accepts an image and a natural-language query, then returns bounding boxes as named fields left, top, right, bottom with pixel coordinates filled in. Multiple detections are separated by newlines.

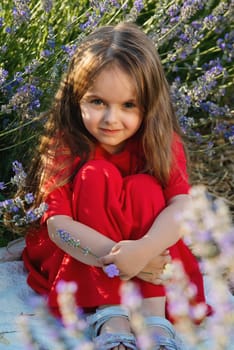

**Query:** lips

left=100, top=128, right=121, bottom=134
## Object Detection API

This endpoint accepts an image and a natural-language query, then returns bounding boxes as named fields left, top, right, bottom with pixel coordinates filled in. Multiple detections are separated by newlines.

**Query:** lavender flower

left=80, top=12, right=101, bottom=31
left=5, top=26, right=12, bottom=33
left=13, top=71, right=24, bottom=84
left=12, top=0, right=31, bottom=26
left=56, top=280, right=79, bottom=330
left=224, top=126, right=234, bottom=145
left=171, top=78, right=191, bottom=123
left=110, top=0, right=120, bottom=7
left=121, top=281, right=142, bottom=311
left=173, top=24, right=204, bottom=60
left=56, top=228, right=81, bottom=247
left=56, top=229, right=120, bottom=278
left=214, top=122, right=234, bottom=145
left=103, top=263, right=119, bottom=278
left=0, top=198, right=21, bottom=213
left=41, top=0, right=53, bottom=13
left=18, top=292, right=93, bottom=349
left=12, top=160, right=23, bottom=173
left=203, top=14, right=220, bottom=30
left=61, top=43, right=78, bottom=58
left=55, top=280, right=95, bottom=347
left=166, top=261, right=207, bottom=322
left=0, top=182, right=6, bottom=190
left=0, top=200, right=48, bottom=226
left=11, top=161, right=27, bottom=188
left=217, top=31, right=234, bottom=62
left=23, top=59, right=40, bottom=74
left=200, top=101, right=231, bottom=117
left=0, top=67, right=8, bottom=86
left=24, top=193, right=34, bottom=204
left=180, top=0, right=206, bottom=21
left=40, top=49, right=53, bottom=57
left=0, top=161, right=48, bottom=227
left=6, top=82, right=42, bottom=119
left=25, top=209, right=38, bottom=223
left=133, top=0, right=144, bottom=12
left=120, top=282, right=156, bottom=349
left=188, top=61, right=224, bottom=105
left=177, top=185, right=234, bottom=347
left=168, top=4, right=180, bottom=18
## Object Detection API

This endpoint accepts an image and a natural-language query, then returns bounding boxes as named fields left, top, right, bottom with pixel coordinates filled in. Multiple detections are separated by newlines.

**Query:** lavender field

left=0, top=0, right=233, bottom=349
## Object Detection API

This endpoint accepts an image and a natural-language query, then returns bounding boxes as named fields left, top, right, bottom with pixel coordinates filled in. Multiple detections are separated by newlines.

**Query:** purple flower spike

left=104, top=264, right=120, bottom=278
left=0, top=182, right=6, bottom=190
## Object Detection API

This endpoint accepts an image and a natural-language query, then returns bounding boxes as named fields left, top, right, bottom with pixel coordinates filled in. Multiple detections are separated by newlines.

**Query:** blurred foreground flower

left=172, top=185, right=234, bottom=349
left=17, top=291, right=94, bottom=350
left=165, top=260, right=208, bottom=346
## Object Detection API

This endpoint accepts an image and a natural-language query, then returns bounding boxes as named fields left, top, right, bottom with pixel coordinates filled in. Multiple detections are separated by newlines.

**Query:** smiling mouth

left=100, top=128, right=121, bottom=134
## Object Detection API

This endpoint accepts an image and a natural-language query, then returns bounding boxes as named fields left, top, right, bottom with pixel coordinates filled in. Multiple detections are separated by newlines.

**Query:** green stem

left=0, top=117, right=42, bottom=138
left=0, top=134, right=37, bottom=151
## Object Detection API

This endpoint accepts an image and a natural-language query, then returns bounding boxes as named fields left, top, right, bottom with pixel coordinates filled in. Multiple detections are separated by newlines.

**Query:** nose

left=103, top=106, right=118, bottom=124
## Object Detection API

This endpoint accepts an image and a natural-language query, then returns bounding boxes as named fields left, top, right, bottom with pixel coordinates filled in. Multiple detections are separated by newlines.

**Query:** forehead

left=86, top=64, right=137, bottom=98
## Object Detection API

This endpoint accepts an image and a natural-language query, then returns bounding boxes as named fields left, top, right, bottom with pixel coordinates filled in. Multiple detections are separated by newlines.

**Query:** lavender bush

left=0, top=0, right=233, bottom=202
left=0, top=160, right=48, bottom=239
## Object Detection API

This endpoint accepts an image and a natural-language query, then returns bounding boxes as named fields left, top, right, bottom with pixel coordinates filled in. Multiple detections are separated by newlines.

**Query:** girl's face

left=80, top=65, right=143, bottom=154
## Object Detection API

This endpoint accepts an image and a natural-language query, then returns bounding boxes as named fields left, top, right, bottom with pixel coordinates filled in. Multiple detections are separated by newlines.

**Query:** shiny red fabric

left=23, top=135, right=211, bottom=320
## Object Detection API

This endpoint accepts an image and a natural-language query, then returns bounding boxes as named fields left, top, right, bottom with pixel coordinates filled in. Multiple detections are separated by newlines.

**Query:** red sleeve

left=163, top=133, right=190, bottom=202
left=41, top=183, right=73, bottom=224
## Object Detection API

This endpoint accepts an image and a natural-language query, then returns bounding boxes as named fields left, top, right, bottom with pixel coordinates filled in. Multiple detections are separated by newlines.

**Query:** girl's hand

left=137, top=250, right=171, bottom=284
left=99, top=239, right=150, bottom=280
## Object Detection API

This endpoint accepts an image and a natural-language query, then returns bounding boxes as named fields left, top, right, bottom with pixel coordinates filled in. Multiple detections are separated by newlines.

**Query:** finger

left=152, top=278, right=164, bottom=285
left=154, top=257, right=169, bottom=269
left=158, top=255, right=171, bottom=266
left=119, top=274, right=130, bottom=281
left=98, top=254, right=114, bottom=265
left=138, top=272, right=156, bottom=282
left=160, top=263, right=173, bottom=281
left=110, top=245, right=120, bottom=253
left=140, top=271, right=154, bottom=276
left=165, top=255, right=172, bottom=264
left=162, top=250, right=170, bottom=256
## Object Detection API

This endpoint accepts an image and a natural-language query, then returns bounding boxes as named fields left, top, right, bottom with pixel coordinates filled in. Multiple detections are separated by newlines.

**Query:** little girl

left=22, top=22, right=210, bottom=350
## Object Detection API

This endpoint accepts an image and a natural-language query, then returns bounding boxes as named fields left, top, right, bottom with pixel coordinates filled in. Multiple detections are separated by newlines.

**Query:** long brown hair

left=25, top=22, right=182, bottom=210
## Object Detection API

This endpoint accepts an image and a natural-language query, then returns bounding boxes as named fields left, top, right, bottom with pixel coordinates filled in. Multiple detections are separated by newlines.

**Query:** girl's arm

left=141, top=194, right=190, bottom=257
left=47, top=215, right=115, bottom=267
left=99, top=194, right=190, bottom=280
left=47, top=214, right=169, bottom=280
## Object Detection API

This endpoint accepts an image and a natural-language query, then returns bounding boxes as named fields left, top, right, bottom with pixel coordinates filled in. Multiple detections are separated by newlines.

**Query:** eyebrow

left=84, top=93, right=137, bottom=102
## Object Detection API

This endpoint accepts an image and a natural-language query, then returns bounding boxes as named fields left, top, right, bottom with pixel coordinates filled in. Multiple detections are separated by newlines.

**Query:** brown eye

left=124, top=102, right=136, bottom=108
left=91, top=99, right=104, bottom=105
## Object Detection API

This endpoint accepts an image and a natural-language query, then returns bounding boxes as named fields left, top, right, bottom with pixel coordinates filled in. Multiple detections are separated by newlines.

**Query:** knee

left=125, top=174, right=165, bottom=206
left=73, top=160, right=122, bottom=187
left=82, top=160, right=121, bottom=178
left=127, top=174, right=163, bottom=192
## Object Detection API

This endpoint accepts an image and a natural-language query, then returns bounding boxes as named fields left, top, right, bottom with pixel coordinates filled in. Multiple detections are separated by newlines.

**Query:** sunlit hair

left=26, top=22, right=182, bottom=208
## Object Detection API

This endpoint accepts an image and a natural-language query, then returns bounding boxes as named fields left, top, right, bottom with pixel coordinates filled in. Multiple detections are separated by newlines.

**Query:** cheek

left=130, top=115, right=143, bottom=132
left=137, top=116, right=143, bottom=128
left=80, top=105, right=91, bottom=131
left=80, top=104, right=88, bottom=119
left=80, top=105, right=92, bottom=125
left=80, top=105, right=101, bottom=132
